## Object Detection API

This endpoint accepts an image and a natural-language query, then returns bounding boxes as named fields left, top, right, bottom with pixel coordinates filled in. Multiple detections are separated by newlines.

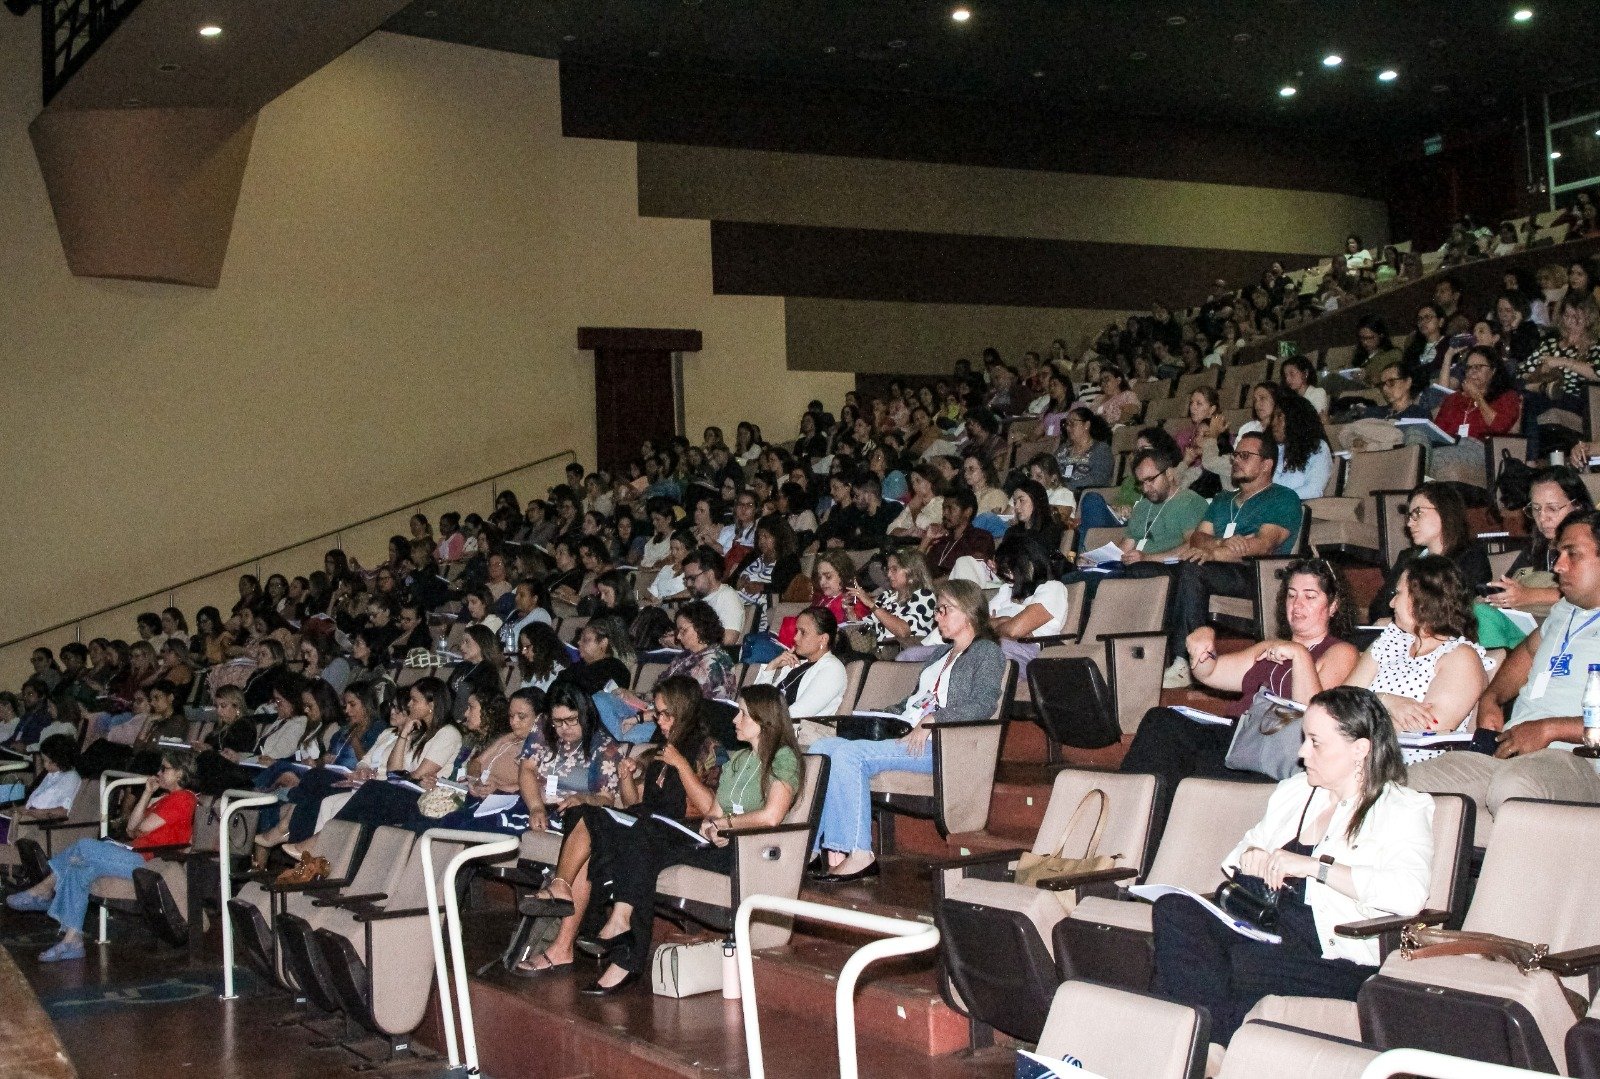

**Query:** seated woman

left=846, top=548, right=937, bottom=652
left=1151, top=686, right=1433, bottom=1044
left=1486, top=466, right=1592, bottom=613
left=6, top=751, right=198, bottom=963
left=1035, top=370, right=1077, bottom=437
left=1279, top=354, right=1328, bottom=419
left=643, top=527, right=696, bottom=607
left=1427, top=345, right=1521, bottom=474
left=512, top=676, right=720, bottom=976
left=607, top=603, right=734, bottom=745
left=732, top=517, right=802, bottom=602
left=1368, top=482, right=1492, bottom=622
left=1338, top=363, right=1432, bottom=451
left=1519, top=299, right=1600, bottom=458
left=514, top=622, right=567, bottom=693
left=420, top=691, right=536, bottom=836
left=570, top=537, right=616, bottom=616
left=1004, top=478, right=1065, bottom=562
left=579, top=684, right=799, bottom=994
left=1026, top=454, right=1078, bottom=528
left=245, top=680, right=342, bottom=843
left=1091, top=368, right=1141, bottom=426
left=887, top=465, right=946, bottom=541
left=556, top=618, right=635, bottom=696
left=1121, top=559, right=1361, bottom=825
left=1055, top=408, right=1115, bottom=493
left=961, top=453, right=1010, bottom=517
left=460, top=586, right=504, bottom=637
left=281, top=677, right=458, bottom=862
left=987, top=535, right=1072, bottom=670
left=808, top=551, right=871, bottom=628
left=637, top=499, right=678, bottom=573
left=1269, top=393, right=1334, bottom=501
left=1346, top=555, right=1491, bottom=762
left=514, top=683, right=625, bottom=833
left=0, top=734, right=82, bottom=884
left=809, top=579, right=1007, bottom=882
left=543, top=540, right=586, bottom=610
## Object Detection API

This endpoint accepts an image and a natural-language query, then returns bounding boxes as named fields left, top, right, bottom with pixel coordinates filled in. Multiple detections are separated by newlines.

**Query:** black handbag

left=833, top=715, right=913, bottom=741
left=1214, top=870, right=1282, bottom=933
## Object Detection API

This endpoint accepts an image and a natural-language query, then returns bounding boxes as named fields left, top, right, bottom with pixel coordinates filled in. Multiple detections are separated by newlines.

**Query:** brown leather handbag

left=1400, top=924, right=1549, bottom=974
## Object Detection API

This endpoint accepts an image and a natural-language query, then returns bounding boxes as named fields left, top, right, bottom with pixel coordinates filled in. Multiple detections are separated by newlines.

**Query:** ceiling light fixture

left=1550, top=151, right=1561, bottom=159
left=198, top=24, right=221, bottom=37
left=951, top=7, right=971, bottom=23
left=1322, top=53, right=1342, bottom=67
left=1513, top=8, right=1533, bottom=22
left=1165, top=15, right=1187, bottom=26
left=1279, top=85, right=1297, bottom=97
left=1377, top=68, right=1399, bottom=82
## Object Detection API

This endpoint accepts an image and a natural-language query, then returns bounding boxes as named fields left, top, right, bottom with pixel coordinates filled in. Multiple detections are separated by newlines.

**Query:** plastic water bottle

left=1585, top=664, right=1600, bottom=750
left=722, top=937, right=741, bottom=1000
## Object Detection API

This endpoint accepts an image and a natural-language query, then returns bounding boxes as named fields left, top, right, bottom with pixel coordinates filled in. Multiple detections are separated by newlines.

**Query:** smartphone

left=1474, top=582, right=1505, bottom=597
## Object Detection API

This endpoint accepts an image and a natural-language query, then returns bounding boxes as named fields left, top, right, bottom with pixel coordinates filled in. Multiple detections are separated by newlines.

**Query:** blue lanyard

left=1556, top=607, right=1600, bottom=659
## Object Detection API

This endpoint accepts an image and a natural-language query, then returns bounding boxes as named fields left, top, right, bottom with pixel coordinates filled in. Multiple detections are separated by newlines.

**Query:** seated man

left=682, top=545, right=745, bottom=648
left=752, top=607, right=848, bottom=747
left=828, top=473, right=900, bottom=552
left=1118, top=445, right=1209, bottom=563
left=1409, top=510, right=1600, bottom=824
left=919, top=488, right=995, bottom=579
left=1126, top=431, right=1302, bottom=687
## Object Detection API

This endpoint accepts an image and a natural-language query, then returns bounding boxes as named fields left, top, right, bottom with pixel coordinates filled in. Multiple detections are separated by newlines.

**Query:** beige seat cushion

left=870, top=771, right=933, bottom=798
left=1069, top=894, right=1154, bottom=935
left=89, top=877, right=137, bottom=901
left=655, top=865, right=731, bottom=907
left=1218, top=1021, right=1378, bottom=1079
left=1038, top=981, right=1205, bottom=1079
left=519, top=829, right=562, bottom=866
left=1241, top=995, right=1360, bottom=1041
left=944, top=876, right=1072, bottom=956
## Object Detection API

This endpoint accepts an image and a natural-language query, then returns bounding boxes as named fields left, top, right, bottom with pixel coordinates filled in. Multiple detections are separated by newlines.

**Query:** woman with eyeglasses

left=1485, top=466, right=1593, bottom=613
left=1368, top=483, right=1492, bottom=623
left=1122, top=559, right=1360, bottom=826
left=1427, top=346, right=1523, bottom=485
left=1338, top=363, right=1431, bottom=452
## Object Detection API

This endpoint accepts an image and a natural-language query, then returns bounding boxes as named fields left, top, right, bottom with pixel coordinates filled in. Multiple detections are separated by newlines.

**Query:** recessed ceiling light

left=1322, top=53, right=1342, bottom=67
left=198, top=24, right=221, bottom=37
left=1377, top=69, right=1399, bottom=82
left=897, top=61, right=910, bottom=69
left=562, top=34, right=575, bottom=41
left=1165, top=15, right=1186, bottom=26
left=951, top=7, right=971, bottom=22
left=1432, top=84, right=1450, bottom=93
left=887, top=38, right=906, bottom=48
left=1513, top=8, right=1533, bottom=22
left=1232, top=31, right=1251, bottom=43
left=1550, top=151, right=1562, bottom=159
left=647, top=49, right=660, bottom=57
left=823, top=45, right=836, bottom=53
left=157, top=62, right=179, bottom=72
left=1130, top=50, right=1147, bottom=61
left=1031, top=69, right=1045, bottom=77
left=1279, top=85, right=1297, bottom=97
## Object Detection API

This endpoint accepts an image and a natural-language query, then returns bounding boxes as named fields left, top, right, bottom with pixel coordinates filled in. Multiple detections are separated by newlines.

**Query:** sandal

left=511, top=952, right=573, bottom=978
left=274, top=853, right=329, bottom=886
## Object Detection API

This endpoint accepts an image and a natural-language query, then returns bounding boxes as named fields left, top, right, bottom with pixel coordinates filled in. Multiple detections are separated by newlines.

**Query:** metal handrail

left=420, top=828, right=520, bottom=1075
left=734, top=894, right=940, bottom=1079
left=94, top=771, right=150, bottom=944
left=0, top=447, right=576, bottom=652
left=1361, top=1049, right=1551, bottom=1078
left=219, top=790, right=282, bottom=999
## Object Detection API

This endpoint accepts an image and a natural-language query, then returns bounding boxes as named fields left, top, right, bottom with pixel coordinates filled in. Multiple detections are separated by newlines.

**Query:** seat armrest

left=921, top=718, right=1005, bottom=729
left=135, top=843, right=192, bottom=858
left=926, top=847, right=1026, bottom=872
left=1541, top=945, right=1600, bottom=977
left=727, top=823, right=813, bottom=840
left=1036, top=866, right=1139, bottom=891
left=1094, top=630, right=1168, bottom=643
left=1027, top=634, right=1078, bottom=647
left=353, top=904, right=434, bottom=923
left=1334, top=909, right=1450, bottom=938
left=33, top=817, right=99, bottom=832
left=312, top=891, right=386, bottom=908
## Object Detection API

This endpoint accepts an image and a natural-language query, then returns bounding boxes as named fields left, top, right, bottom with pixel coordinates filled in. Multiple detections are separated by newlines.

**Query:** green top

left=716, top=745, right=801, bottom=816
left=1125, top=489, right=1209, bottom=554
left=1202, top=484, right=1303, bottom=555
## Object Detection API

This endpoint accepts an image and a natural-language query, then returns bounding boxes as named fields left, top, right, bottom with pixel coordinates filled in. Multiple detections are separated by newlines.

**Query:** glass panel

left=1549, top=81, right=1600, bottom=127
left=1550, top=120, right=1600, bottom=191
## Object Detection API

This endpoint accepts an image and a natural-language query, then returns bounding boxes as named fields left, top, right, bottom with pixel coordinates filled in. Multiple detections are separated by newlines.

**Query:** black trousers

left=1126, top=561, right=1253, bottom=659
left=1151, top=891, right=1374, bottom=1044
left=1120, top=707, right=1272, bottom=838
left=591, top=820, right=733, bottom=973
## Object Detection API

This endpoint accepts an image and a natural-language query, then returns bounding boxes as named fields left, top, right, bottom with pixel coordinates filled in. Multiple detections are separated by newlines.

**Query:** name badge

left=1530, top=670, right=1551, bottom=700
left=1457, top=423, right=1470, bottom=439
left=730, top=803, right=745, bottom=815
left=544, top=774, right=558, bottom=800
left=1222, top=522, right=1237, bottom=539
left=1135, top=537, right=1149, bottom=552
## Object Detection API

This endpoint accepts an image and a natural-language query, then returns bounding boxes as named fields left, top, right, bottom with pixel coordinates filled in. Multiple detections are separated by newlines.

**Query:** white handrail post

left=1361, top=1048, right=1553, bottom=1079
left=218, top=790, right=280, bottom=999
left=421, top=828, right=519, bottom=1075
left=96, top=772, right=147, bottom=945
left=734, top=894, right=939, bottom=1079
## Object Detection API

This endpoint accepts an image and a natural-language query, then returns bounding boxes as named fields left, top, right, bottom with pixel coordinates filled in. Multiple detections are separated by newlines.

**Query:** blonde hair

left=933, top=579, right=996, bottom=642
left=886, top=548, right=935, bottom=594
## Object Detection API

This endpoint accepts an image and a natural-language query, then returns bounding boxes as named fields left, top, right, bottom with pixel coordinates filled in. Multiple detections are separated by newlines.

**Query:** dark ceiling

left=384, top=0, right=1600, bottom=143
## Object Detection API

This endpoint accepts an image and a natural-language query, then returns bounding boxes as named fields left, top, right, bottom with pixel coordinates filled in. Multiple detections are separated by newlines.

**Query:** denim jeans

left=593, top=692, right=658, bottom=745
left=48, top=838, right=147, bottom=933
left=809, top=735, right=933, bottom=854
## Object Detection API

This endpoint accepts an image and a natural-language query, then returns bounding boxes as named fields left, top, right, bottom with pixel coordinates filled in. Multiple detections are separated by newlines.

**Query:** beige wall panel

left=639, top=143, right=1388, bottom=256
left=0, top=23, right=849, bottom=682
left=785, top=297, right=1137, bottom=377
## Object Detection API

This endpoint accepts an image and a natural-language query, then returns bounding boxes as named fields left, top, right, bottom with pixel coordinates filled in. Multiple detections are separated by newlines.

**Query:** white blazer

left=1223, top=773, right=1434, bottom=965
left=754, top=651, right=848, bottom=719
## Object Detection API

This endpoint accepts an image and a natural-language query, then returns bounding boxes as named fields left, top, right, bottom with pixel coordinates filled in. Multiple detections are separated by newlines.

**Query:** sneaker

left=40, top=939, right=85, bottom=963
left=5, top=891, right=50, bottom=913
left=1162, top=657, right=1192, bottom=690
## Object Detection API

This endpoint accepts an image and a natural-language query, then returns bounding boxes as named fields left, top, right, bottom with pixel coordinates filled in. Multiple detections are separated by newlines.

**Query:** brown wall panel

left=562, top=62, right=1379, bottom=198
left=712, top=221, right=1313, bottom=311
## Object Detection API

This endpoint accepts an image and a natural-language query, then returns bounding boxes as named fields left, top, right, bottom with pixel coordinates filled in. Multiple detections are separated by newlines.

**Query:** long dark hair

left=994, top=534, right=1054, bottom=603
left=737, top=684, right=802, bottom=800
left=1410, top=482, right=1470, bottom=558
left=653, top=674, right=711, bottom=763
left=1273, top=558, right=1354, bottom=641
left=1275, top=393, right=1327, bottom=473
left=1308, top=686, right=1406, bottom=840
left=541, top=681, right=603, bottom=758
left=406, top=676, right=454, bottom=749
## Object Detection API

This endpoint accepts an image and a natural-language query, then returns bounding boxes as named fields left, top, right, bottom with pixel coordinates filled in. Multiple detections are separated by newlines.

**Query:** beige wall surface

left=638, top=143, right=1389, bottom=256
left=786, top=297, right=1136, bottom=376
left=0, top=22, right=849, bottom=680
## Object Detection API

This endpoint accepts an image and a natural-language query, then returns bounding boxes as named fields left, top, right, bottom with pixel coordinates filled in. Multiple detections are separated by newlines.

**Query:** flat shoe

left=579, top=967, right=642, bottom=996
left=811, top=861, right=880, bottom=884
left=6, top=891, right=50, bottom=912
left=40, top=940, right=85, bottom=962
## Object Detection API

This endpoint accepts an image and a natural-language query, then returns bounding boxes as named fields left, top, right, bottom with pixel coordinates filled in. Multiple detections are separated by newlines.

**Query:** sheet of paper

left=472, top=793, right=520, bottom=818
left=1015, top=1048, right=1112, bottom=1079
left=650, top=813, right=710, bottom=846
left=1397, top=728, right=1474, bottom=747
left=1127, top=883, right=1282, bottom=944
left=1171, top=706, right=1232, bottom=727
left=1077, top=542, right=1125, bottom=568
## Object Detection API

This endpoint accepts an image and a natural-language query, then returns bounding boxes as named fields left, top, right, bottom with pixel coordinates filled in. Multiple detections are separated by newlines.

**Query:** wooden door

left=578, top=327, right=701, bottom=476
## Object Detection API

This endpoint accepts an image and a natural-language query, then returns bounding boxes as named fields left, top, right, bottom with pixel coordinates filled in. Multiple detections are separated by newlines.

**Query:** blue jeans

left=809, top=736, right=933, bottom=854
left=48, top=838, right=147, bottom=933
left=593, top=692, right=657, bottom=745
left=251, top=759, right=306, bottom=830
left=1074, top=491, right=1124, bottom=551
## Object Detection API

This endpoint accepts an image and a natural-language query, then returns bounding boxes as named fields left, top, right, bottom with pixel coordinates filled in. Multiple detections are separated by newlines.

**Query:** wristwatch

left=1316, top=854, right=1335, bottom=884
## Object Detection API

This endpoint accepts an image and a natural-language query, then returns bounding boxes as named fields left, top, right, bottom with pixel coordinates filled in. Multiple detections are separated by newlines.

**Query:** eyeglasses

left=1404, top=506, right=1433, bottom=521
left=1463, top=363, right=1495, bottom=373
left=551, top=715, right=582, bottom=728
left=935, top=604, right=961, bottom=615
left=1526, top=500, right=1576, bottom=519
left=1379, top=377, right=1406, bottom=388
left=1134, top=472, right=1164, bottom=488
left=1231, top=450, right=1264, bottom=461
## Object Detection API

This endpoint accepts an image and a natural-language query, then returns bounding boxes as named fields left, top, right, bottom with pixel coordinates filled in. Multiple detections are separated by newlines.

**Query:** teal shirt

left=1124, top=489, right=1208, bottom=554
left=1202, top=483, right=1302, bottom=555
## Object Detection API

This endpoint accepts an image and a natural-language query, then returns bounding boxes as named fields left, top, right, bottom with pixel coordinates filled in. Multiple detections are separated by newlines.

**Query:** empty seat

left=1021, top=575, right=1169, bottom=733
left=1307, top=446, right=1424, bottom=558
left=936, top=769, right=1159, bottom=1042
left=1032, top=981, right=1209, bottom=1079
left=1217, top=1021, right=1378, bottom=1079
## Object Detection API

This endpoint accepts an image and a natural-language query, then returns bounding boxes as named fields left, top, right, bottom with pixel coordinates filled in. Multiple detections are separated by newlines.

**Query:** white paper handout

left=472, top=793, right=520, bottom=818
left=1015, top=1048, right=1111, bottom=1079
left=1077, top=542, right=1125, bottom=569
left=1127, top=883, right=1283, bottom=944
left=1171, top=706, right=1232, bottom=727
